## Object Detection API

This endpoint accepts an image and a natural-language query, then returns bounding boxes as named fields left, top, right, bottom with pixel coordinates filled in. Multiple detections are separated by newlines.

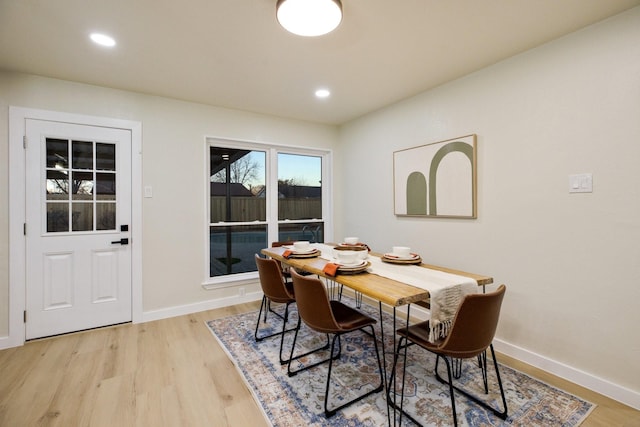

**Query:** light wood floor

left=1, top=301, right=638, bottom=426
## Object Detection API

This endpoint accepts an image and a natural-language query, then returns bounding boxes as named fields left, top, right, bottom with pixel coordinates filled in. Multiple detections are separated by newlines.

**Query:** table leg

left=378, top=302, right=391, bottom=426
left=379, top=302, right=412, bottom=427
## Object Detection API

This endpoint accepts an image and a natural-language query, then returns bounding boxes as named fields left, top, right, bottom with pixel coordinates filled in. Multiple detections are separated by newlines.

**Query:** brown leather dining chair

left=389, top=284, right=508, bottom=427
left=254, top=254, right=299, bottom=364
left=254, top=254, right=329, bottom=365
left=270, top=241, right=294, bottom=283
left=288, top=269, right=384, bottom=417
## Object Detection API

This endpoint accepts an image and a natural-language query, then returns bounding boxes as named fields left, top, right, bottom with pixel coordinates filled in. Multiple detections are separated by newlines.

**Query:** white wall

left=2, top=6, right=639, bottom=410
left=337, top=7, right=640, bottom=407
left=0, top=71, right=338, bottom=336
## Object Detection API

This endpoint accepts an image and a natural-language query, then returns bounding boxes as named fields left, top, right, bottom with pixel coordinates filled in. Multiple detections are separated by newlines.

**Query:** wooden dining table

left=261, top=244, right=493, bottom=306
left=260, top=243, right=494, bottom=426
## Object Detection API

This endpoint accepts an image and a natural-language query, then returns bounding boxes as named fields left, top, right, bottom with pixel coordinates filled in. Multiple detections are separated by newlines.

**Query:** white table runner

left=314, top=243, right=476, bottom=342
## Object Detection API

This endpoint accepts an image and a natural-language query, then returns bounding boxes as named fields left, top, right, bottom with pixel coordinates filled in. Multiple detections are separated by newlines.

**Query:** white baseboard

left=493, top=339, right=640, bottom=410
left=0, top=291, right=263, bottom=350
left=141, top=291, right=263, bottom=323
left=360, top=291, right=640, bottom=410
left=0, top=334, right=23, bottom=350
left=4, top=290, right=638, bottom=411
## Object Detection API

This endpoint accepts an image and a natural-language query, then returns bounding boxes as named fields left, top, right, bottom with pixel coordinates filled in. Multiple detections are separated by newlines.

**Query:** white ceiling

left=1, top=0, right=638, bottom=125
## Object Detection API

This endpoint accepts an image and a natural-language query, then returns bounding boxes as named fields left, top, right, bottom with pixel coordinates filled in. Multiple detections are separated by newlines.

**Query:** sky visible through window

left=247, top=151, right=321, bottom=188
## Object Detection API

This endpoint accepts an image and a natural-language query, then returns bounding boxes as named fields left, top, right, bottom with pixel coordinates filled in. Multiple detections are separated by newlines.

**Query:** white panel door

left=25, top=119, right=132, bottom=339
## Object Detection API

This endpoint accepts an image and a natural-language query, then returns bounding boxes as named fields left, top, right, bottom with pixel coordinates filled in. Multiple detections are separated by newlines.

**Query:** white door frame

left=5, top=106, right=143, bottom=349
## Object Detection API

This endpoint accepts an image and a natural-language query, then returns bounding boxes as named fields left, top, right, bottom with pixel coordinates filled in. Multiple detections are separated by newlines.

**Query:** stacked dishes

left=334, top=243, right=370, bottom=274
left=381, top=246, right=422, bottom=265
left=286, top=241, right=320, bottom=258
left=336, top=260, right=370, bottom=274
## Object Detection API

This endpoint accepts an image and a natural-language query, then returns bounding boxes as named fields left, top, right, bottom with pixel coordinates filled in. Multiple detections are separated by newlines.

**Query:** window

left=206, top=139, right=331, bottom=284
left=45, top=137, right=117, bottom=233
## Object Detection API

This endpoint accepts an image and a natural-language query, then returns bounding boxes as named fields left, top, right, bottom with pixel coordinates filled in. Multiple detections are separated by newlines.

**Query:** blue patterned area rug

left=207, top=301, right=594, bottom=426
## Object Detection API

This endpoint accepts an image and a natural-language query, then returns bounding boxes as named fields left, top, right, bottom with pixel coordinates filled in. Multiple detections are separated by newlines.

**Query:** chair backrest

left=255, top=254, right=294, bottom=303
left=270, top=241, right=293, bottom=272
left=271, top=241, right=294, bottom=248
left=438, top=284, right=506, bottom=359
left=290, top=270, right=340, bottom=333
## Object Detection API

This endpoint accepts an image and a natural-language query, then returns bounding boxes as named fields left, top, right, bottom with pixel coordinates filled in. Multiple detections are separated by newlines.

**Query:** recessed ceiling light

left=90, top=33, right=116, bottom=47
left=315, top=89, right=331, bottom=98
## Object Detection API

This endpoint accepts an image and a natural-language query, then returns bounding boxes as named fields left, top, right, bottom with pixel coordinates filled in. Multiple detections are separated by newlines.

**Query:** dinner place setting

left=281, top=240, right=321, bottom=258
left=380, top=245, right=423, bottom=265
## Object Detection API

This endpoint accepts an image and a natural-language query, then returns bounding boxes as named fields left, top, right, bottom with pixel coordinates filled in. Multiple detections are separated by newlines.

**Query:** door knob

left=111, top=238, right=129, bottom=245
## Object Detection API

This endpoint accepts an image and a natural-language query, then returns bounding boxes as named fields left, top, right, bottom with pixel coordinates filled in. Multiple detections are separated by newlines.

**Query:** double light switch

left=569, top=173, right=593, bottom=193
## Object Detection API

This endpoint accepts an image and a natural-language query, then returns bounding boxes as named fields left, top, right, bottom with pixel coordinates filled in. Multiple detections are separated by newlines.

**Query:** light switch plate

left=144, top=186, right=153, bottom=198
left=569, top=173, right=592, bottom=193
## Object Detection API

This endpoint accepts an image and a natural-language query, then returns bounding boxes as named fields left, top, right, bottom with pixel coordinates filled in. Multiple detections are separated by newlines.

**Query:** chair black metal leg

left=287, top=317, right=335, bottom=377
left=438, top=354, right=459, bottom=427
left=255, top=299, right=297, bottom=342
left=434, top=345, right=508, bottom=421
left=255, top=299, right=301, bottom=365
left=277, top=303, right=292, bottom=364
left=489, top=345, right=508, bottom=417
left=479, top=350, right=488, bottom=393
left=453, top=357, right=463, bottom=379
left=254, top=296, right=267, bottom=341
left=324, top=325, right=384, bottom=417
left=387, top=337, right=423, bottom=426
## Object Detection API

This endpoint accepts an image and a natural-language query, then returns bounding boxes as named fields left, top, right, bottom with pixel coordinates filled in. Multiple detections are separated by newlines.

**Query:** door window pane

left=72, top=140, right=93, bottom=170
left=47, top=203, right=69, bottom=232
left=96, top=203, right=116, bottom=230
left=46, top=170, right=69, bottom=199
left=97, top=173, right=116, bottom=201
left=96, top=143, right=116, bottom=171
left=72, top=203, right=93, bottom=231
left=46, top=139, right=68, bottom=169
left=71, top=171, right=94, bottom=200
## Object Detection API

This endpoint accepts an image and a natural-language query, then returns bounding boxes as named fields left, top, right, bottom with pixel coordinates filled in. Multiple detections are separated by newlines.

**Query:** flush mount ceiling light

left=276, top=0, right=342, bottom=37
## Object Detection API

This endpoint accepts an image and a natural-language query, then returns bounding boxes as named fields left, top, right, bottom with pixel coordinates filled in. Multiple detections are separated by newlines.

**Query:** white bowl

left=336, top=250, right=358, bottom=265
left=293, top=241, right=310, bottom=251
left=344, top=237, right=359, bottom=245
left=392, top=246, right=411, bottom=258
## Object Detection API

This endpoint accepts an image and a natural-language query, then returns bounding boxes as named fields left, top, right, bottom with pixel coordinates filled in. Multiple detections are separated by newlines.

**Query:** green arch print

left=405, top=141, right=473, bottom=216
left=406, top=172, right=427, bottom=214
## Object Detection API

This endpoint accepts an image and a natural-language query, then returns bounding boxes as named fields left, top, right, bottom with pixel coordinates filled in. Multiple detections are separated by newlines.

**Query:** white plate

left=338, top=260, right=367, bottom=268
left=286, top=246, right=317, bottom=254
left=383, top=253, right=419, bottom=261
left=340, top=242, right=364, bottom=247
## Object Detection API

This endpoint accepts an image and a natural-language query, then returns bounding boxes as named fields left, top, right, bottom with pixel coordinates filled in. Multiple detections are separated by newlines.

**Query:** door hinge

left=23, top=223, right=27, bottom=236
left=24, top=310, right=27, bottom=323
left=23, top=135, right=27, bottom=149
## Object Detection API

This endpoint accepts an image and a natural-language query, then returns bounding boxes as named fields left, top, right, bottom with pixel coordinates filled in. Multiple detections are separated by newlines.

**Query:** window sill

left=201, top=272, right=259, bottom=290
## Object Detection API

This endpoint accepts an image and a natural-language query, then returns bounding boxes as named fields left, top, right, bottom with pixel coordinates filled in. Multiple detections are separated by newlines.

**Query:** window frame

left=202, top=136, right=332, bottom=289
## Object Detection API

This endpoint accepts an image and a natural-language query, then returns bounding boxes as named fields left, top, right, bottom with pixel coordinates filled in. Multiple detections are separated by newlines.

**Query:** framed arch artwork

left=393, top=134, right=477, bottom=219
